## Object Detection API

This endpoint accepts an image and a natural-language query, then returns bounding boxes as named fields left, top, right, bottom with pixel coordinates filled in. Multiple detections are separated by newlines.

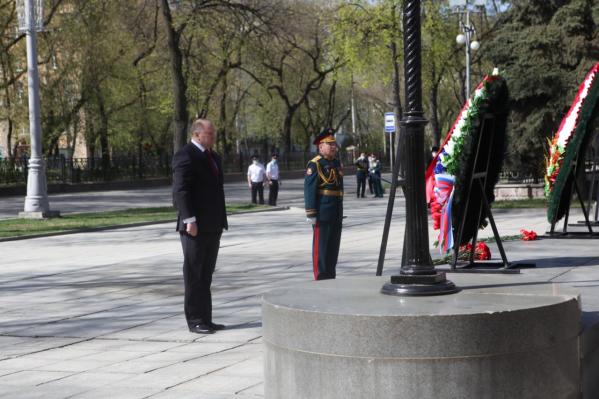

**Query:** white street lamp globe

left=456, top=33, right=466, bottom=45
left=470, top=41, right=481, bottom=51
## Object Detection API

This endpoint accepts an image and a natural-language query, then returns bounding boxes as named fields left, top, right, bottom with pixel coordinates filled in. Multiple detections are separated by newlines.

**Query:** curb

left=0, top=206, right=290, bottom=242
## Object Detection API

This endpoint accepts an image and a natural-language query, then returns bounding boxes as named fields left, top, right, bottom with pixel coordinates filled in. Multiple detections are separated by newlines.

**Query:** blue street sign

left=384, top=112, right=395, bottom=133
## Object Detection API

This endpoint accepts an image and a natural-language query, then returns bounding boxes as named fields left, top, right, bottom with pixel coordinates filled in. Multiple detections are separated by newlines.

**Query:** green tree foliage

left=331, top=0, right=402, bottom=151
left=485, top=0, right=598, bottom=176
left=0, top=0, right=594, bottom=181
left=240, top=2, right=345, bottom=155
left=422, top=0, right=456, bottom=147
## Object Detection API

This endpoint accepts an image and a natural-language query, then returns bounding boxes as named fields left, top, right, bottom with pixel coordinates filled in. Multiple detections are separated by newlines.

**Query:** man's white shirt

left=266, top=160, right=279, bottom=180
left=247, top=163, right=266, bottom=182
left=191, top=139, right=206, bottom=152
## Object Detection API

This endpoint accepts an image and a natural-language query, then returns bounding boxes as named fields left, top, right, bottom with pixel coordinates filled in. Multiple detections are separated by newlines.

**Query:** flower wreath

left=545, top=62, right=599, bottom=224
left=425, top=72, right=509, bottom=253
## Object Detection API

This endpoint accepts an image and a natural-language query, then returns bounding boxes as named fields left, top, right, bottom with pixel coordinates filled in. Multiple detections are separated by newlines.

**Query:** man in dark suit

left=172, top=118, right=228, bottom=334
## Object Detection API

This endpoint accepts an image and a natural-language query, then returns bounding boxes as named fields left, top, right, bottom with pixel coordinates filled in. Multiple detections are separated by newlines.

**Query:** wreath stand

left=546, top=156, right=599, bottom=238
left=446, top=114, right=535, bottom=273
left=547, top=92, right=599, bottom=237
left=573, top=139, right=599, bottom=226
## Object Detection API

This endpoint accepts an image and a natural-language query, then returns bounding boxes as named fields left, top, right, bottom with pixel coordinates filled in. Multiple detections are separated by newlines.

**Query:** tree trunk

left=218, top=75, right=228, bottom=155
left=97, top=93, right=110, bottom=181
left=3, top=80, right=14, bottom=162
left=160, top=0, right=188, bottom=154
left=282, top=109, right=295, bottom=167
left=137, top=74, right=150, bottom=178
left=429, top=84, right=440, bottom=148
left=6, top=118, right=13, bottom=161
left=70, top=113, right=79, bottom=159
left=84, top=105, right=96, bottom=170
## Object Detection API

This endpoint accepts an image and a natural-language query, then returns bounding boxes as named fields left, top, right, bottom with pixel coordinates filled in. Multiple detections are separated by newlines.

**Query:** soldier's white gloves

left=306, top=217, right=317, bottom=225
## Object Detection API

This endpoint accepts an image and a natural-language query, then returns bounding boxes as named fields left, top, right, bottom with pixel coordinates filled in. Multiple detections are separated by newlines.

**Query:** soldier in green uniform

left=304, top=128, right=344, bottom=280
left=354, top=152, right=368, bottom=198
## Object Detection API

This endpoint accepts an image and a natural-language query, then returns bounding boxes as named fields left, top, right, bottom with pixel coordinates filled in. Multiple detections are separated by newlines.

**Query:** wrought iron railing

left=0, top=151, right=373, bottom=186
left=0, top=156, right=173, bottom=186
left=0, top=157, right=28, bottom=185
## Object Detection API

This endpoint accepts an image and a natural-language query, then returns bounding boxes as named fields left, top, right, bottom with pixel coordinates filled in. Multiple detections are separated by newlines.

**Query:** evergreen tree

left=485, top=0, right=598, bottom=177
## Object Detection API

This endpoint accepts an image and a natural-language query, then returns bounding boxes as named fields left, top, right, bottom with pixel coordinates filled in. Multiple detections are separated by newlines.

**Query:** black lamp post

left=381, top=0, right=458, bottom=296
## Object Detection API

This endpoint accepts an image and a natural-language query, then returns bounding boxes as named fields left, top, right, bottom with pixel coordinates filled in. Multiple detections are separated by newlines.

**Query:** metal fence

left=0, top=152, right=355, bottom=186
left=0, top=157, right=28, bottom=185
left=1, top=153, right=538, bottom=186
left=0, top=155, right=173, bottom=186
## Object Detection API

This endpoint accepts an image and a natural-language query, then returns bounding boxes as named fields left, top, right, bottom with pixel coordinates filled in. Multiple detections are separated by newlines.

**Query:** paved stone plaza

left=0, top=178, right=598, bottom=398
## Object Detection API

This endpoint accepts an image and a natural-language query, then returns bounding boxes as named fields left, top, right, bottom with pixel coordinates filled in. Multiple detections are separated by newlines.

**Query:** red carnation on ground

left=459, top=243, right=473, bottom=254
left=520, top=229, right=538, bottom=241
left=474, top=242, right=491, bottom=260
left=458, top=241, right=491, bottom=260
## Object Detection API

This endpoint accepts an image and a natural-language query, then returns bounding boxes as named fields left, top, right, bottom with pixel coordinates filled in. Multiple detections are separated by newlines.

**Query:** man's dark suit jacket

left=172, top=142, right=228, bottom=232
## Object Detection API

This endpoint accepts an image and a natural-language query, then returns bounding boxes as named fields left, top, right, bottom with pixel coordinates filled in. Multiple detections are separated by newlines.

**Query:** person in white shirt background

left=266, top=153, right=280, bottom=206
left=367, top=153, right=375, bottom=195
left=247, top=155, right=266, bottom=204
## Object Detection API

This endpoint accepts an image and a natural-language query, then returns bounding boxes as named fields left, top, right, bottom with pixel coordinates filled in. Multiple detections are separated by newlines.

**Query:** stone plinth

left=263, top=277, right=580, bottom=399
left=494, top=183, right=544, bottom=200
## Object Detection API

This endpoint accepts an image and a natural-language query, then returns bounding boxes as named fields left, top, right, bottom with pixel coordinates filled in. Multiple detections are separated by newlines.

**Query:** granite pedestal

left=263, top=277, right=581, bottom=399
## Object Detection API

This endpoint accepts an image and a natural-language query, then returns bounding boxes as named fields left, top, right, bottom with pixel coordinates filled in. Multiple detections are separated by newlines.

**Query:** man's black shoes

left=207, top=321, right=226, bottom=331
left=189, top=323, right=215, bottom=334
left=188, top=321, right=226, bottom=334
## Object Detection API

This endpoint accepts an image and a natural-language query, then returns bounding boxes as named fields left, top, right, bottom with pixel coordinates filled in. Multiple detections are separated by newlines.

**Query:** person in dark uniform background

left=304, top=128, right=344, bottom=280
left=354, top=152, right=368, bottom=198
left=172, top=118, right=228, bottom=335
left=369, top=154, right=384, bottom=198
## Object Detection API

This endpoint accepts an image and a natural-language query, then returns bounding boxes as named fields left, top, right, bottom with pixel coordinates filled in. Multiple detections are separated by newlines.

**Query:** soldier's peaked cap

left=313, top=128, right=336, bottom=145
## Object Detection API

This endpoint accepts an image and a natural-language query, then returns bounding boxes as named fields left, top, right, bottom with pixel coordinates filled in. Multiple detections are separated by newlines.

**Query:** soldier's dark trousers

left=356, top=174, right=366, bottom=198
left=312, top=221, right=342, bottom=280
left=251, top=182, right=264, bottom=204
left=373, top=174, right=384, bottom=197
left=268, top=180, right=279, bottom=206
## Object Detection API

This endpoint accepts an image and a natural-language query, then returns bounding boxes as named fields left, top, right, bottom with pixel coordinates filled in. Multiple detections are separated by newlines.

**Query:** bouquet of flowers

left=545, top=62, right=599, bottom=224
left=458, top=242, right=491, bottom=261
left=520, top=229, right=538, bottom=241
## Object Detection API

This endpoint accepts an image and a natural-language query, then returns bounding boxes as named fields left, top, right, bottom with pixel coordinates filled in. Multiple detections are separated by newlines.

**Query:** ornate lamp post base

left=381, top=272, right=460, bottom=296
left=19, top=158, right=59, bottom=219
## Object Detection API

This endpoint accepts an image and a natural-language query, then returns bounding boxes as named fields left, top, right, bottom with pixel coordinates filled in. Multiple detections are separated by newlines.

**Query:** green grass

left=0, top=203, right=265, bottom=239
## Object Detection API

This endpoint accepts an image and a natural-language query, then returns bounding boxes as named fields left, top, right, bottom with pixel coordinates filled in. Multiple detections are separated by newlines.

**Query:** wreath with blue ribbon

left=426, top=73, right=509, bottom=252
